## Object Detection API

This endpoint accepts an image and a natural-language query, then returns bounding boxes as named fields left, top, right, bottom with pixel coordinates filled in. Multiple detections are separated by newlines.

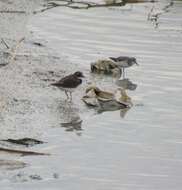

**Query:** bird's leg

left=124, top=68, right=126, bottom=79
left=65, top=91, right=69, bottom=100
left=122, top=68, right=125, bottom=79
left=69, top=92, right=72, bottom=102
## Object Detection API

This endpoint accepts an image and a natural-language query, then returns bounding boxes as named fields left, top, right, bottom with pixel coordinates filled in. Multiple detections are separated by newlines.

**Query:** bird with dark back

left=51, top=71, right=84, bottom=101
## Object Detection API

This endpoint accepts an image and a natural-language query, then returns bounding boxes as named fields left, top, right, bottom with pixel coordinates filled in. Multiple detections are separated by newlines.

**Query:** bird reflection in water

left=98, top=102, right=131, bottom=118
left=115, top=78, right=137, bottom=91
left=120, top=107, right=131, bottom=118
left=59, top=101, right=83, bottom=136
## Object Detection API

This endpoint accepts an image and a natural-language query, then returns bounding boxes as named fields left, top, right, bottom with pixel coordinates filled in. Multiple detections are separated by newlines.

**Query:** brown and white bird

left=51, top=71, right=84, bottom=101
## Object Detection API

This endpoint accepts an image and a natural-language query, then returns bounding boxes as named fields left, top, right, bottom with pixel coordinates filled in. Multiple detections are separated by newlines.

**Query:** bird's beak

left=135, top=61, right=139, bottom=66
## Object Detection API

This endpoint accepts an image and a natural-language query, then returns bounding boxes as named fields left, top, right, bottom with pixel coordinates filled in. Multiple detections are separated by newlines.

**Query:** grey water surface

left=0, top=0, right=182, bottom=189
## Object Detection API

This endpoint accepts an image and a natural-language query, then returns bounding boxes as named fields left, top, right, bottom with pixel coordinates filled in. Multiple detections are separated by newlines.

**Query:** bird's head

left=85, top=86, right=100, bottom=94
left=74, top=71, right=85, bottom=78
left=130, top=57, right=139, bottom=66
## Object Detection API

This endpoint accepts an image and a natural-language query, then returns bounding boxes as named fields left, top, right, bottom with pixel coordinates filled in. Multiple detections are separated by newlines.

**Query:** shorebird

left=109, top=56, right=138, bottom=78
left=91, top=59, right=121, bottom=78
left=82, top=86, right=132, bottom=110
left=51, top=71, right=84, bottom=101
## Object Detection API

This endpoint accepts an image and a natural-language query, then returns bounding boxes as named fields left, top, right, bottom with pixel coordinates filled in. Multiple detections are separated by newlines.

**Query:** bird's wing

left=52, top=75, right=81, bottom=88
left=109, top=57, right=117, bottom=62
left=115, top=56, right=130, bottom=61
left=110, top=56, right=129, bottom=62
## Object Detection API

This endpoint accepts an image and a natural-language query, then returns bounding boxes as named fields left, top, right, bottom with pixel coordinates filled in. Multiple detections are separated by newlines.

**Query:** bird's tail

left=50, top=82, right=60, bottom=87
left=109, top=57, right=116, bottom=62
left=135, top=61, right=139, bottom=66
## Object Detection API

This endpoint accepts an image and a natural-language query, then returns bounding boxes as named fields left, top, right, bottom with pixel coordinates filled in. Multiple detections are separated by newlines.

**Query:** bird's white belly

left=58, top=87, right=75, bottom=92
left=117, top=61, right=129, bottom=68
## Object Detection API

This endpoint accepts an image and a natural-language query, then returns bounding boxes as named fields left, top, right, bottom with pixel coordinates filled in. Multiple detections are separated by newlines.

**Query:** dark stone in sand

left=1, top=138, right=45, bottom=147
left=32, top=42, right=44, bottom=47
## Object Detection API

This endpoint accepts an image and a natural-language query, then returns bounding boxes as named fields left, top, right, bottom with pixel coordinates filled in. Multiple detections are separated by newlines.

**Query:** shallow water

left=0, top=0, right=182, bottom=189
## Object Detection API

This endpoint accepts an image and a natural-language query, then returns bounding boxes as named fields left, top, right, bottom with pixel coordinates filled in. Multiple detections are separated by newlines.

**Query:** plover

left=109, top=56, right=138, bottom=78
left=51, top=71, right=84, bottom=101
